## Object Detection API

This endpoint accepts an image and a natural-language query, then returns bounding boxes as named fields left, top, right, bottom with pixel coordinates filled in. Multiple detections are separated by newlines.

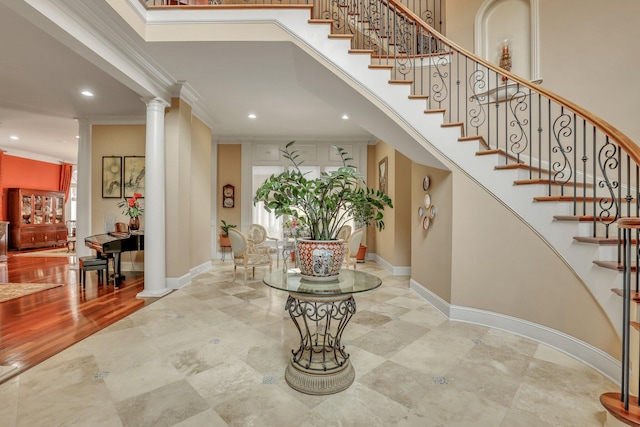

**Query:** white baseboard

left=409, top=279, right=621, bottom=386
left=370, top=253, right=411, bottom=276
left=166, top=260, right=212, bottom=289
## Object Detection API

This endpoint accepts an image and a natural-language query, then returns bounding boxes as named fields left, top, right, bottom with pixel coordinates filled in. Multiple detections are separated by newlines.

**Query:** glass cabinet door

left=21, top=195, right=32, bottom=224
left=33, top=195, right=43, bottom=225
left=43, top=196, right=53, bottom=224
left=54, top=196, right=64, bottom=224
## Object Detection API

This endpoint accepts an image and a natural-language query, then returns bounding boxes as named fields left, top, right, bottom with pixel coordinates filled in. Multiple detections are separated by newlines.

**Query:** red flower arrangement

left=117, top=192, right=144, bottom=218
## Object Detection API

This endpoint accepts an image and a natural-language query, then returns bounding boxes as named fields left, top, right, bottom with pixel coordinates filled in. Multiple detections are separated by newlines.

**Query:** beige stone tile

left=435, top=318, right=490, bottom=339
left=171, top=408, right=229, bottom=427
left=86, top=328, right=163, bottom=373
left=444, top=342, right=534, bottom=407
left=390, top=328, right=475, bottom=376
left=16, top=377, right=122, bottom=427
left=104, top=357, right=185, bottom=402
left=351, top=310, right=392, bottom=328
left=348, top=346, right=387, bottom=379
left=367, top=301, right=411, bottom=319
left=385, top=294, right=428, bottom=309
left=0, top=376, right=19, bottom=427
left=398, top=304, right=447, bottom=328
left=211, top=381, right=311, bottom=427
left=309, top=382, right=412, bottom=426
left=511, top=359, right=615, bottom=426
left=499, top=408, right=558, bottom=427
left=533, top=343, right=601, bottom=374
left=115, top=379, right=209, bottom=427
left=18, top=354, right=100, bottom=399
left=186, top=357, right=264, bottom=404
left=480, top=328, right=539, bottom=358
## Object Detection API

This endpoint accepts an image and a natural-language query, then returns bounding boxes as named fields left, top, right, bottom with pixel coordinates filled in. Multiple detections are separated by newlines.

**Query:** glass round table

left=263, top=269, right=382, bottom=395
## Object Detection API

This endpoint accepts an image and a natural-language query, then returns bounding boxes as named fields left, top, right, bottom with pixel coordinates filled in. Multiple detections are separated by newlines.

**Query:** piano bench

left=79, top=256, right=109, bottom=289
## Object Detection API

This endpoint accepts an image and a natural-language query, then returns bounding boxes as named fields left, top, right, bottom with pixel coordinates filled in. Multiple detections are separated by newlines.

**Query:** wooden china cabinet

left=7, top=188, right=68, bottom=250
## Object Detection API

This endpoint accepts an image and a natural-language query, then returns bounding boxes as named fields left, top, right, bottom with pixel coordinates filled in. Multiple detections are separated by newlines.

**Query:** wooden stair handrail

left=378, top=0, right=640, bottom=168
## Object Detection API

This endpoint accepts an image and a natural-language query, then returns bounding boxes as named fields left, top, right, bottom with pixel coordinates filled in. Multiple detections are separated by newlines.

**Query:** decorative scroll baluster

left=597, top=136, right=619, bottom=238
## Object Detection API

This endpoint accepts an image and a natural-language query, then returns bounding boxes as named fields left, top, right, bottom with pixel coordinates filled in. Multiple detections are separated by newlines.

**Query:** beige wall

left=411, top=163, right=453, bottom=303
left=217, top=144, right=242, bottom=242
left=190, top=117, right=212, bottom=268
left=91, top=101, right=212, bottom=281
left=91, top=124, right=146, bottom=264
left=448, top=171, right=619, bottom=356
left=91, top=125, right=146, bottom=233
left=445, top=0, right=640, bottom=143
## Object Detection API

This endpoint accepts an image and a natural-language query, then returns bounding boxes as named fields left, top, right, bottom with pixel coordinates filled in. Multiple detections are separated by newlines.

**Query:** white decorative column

left=75, top=118, right=92, bottom=261
left=138, top=97, right=172, bottom=298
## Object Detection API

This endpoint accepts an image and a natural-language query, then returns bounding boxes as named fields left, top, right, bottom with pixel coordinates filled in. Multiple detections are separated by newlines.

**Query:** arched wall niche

left=474, top=0, right=540, bottom=81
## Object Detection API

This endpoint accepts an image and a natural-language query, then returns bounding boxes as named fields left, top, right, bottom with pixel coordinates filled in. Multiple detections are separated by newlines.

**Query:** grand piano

left=85, top=231, right=144, bottom=286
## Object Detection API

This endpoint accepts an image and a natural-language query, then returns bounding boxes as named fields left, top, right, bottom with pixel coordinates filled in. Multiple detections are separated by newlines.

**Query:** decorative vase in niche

left=129, top=217, right=140, bottom=231
left=296, top=239, right=345, bottom=281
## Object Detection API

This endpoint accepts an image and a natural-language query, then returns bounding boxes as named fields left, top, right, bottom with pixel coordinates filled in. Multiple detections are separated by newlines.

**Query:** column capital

left=142, top=97, right=170, bottom=109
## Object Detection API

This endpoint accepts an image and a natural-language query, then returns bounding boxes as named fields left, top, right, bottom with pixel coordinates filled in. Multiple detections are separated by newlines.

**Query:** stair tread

left=514, top=178, right=594, bottom=188
left=601, top=391, right=640, bottom=426
left=494, top=163, right=550, bottom=174
left=349, top=49, right=375, bottom=54
left=534, top=195, right=615, bottom=202
left=573, top=236, right=622, bottom=245
left=595, top=260, right=636, bottom=271
left=554, top=215, right=600, bottom=222
left=459, top=135, right=489, bottom=149
left=611, top=289, right=640, bottom=300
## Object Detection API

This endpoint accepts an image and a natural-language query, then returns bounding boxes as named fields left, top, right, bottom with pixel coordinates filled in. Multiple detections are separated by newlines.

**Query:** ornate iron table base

left=284, top=292, right=356, bottom=395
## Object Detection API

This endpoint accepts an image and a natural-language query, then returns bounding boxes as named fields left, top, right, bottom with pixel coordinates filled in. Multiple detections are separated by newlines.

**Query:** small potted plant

left=219, top=220, right=236, bottom=248
left=254, top=141, right=392, bottom=280
left=117, top=192, right=144, bottom=230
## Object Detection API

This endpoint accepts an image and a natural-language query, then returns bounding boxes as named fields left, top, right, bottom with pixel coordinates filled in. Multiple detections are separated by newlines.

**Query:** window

left=252, top=166, right=284, bottom=237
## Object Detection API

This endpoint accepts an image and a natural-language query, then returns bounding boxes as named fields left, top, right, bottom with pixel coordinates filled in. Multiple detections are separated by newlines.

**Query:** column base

left=285, top=358, right=355, bottom=395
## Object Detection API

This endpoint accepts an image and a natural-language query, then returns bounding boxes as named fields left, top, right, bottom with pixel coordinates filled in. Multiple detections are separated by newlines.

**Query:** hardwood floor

left=0, top=250, right=156, bottom=385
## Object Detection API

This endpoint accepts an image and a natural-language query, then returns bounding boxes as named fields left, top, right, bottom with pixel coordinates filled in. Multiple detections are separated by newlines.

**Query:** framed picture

left=102, top=156, right=122, bottom=198
left=378, top=156, right=388, bottom=194
left=123, top=156, right=145, bottom=198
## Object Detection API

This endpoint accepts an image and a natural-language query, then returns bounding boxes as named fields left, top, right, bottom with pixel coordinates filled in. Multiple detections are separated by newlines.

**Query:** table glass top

left=262, top=269, right=382, bottom=295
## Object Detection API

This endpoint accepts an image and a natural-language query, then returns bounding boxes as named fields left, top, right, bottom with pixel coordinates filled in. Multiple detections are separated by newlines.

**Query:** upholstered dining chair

left=336, top=224, right=352, bottom=241
left=228, top=228, right=272, bottom=281
left=246, top=223, right=280, bottom=267
left=345, top=228, right=364, bottom=270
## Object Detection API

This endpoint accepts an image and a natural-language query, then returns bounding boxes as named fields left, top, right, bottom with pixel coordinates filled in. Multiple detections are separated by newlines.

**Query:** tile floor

left=0, top=260, right=618, bottom=426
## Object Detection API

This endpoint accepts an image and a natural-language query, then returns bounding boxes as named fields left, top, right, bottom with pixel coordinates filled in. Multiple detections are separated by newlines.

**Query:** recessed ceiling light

left=248, top=113, right=257, bottom=119
left=341, top=114, right=349, bottom=120
left=81, top=90, right=94, bottom=97
left=9, top=135, right=19, bottom=140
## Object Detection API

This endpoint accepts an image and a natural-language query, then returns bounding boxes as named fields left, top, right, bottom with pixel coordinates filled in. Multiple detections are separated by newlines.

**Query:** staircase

left=144, top=0, right=639, bottom=424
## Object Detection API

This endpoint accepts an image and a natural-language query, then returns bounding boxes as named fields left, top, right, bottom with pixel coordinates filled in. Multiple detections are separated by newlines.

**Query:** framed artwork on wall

left=123, top=156, right=145, bottom=198
left=102, top=156, right=122, bottom=199
left=378, top=156, right=388, bottom=194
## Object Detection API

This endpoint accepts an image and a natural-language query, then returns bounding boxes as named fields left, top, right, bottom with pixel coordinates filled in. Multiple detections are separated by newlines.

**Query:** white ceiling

left=0, top=1, right=375, bottom=164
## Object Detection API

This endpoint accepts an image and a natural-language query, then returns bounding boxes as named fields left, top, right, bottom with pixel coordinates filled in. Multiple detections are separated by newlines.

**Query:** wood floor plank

left=0, top=250, right=156, bottom=384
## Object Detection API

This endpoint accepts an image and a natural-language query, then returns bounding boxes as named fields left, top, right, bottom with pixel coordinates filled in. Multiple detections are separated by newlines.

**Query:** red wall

left=2, top=155, right=62, bottom=221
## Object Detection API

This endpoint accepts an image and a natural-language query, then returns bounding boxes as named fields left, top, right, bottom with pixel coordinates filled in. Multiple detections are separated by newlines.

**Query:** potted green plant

left=254, top=141, right=392, bottom=280
left=219, top=220, right=236, bottom=248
